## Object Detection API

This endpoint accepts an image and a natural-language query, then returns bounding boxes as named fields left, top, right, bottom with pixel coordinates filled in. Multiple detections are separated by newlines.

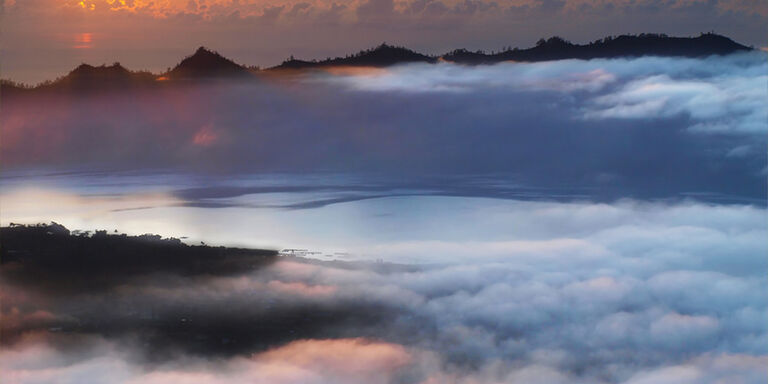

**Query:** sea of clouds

left=1, top=52, right=766, bottom=383
left=2, top=199, right=766, bottom=383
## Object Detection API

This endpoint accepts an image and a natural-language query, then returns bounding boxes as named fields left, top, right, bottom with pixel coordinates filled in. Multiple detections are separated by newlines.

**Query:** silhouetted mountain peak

left=31, top=62, right=158, bottom=92
left=167, top=46, right=252, bottom=79
left=535, top=36, right=573, bottom=48
left=69, top=62, right=131, bottom=78
left=195, top=46, right=214, bottom=55
left=277, top=58, right=316, bottom=70
left=271, top=43, right=436, bottom=70
left=369, top=43, right=409, bottom=53
left=691, top=32, right=747, bottom=49
left=346, top=43, right=435, bottom=65
left=2, top=32, right=755, bottom=93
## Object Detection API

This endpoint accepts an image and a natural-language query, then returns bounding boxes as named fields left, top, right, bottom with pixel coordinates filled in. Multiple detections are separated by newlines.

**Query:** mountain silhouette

left=0, top=33, right=755, bottom=92
left=272, top=43, right=437, bottom=70
left=165, top=47, right=253, bottom=79
left=27, top=63, right=156, bottom=93
left=442, top=33, right=751, bottom=64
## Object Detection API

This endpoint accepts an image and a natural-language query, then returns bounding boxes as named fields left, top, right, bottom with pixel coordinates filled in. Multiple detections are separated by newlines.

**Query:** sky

left=1, top=0, right=767, bottom=83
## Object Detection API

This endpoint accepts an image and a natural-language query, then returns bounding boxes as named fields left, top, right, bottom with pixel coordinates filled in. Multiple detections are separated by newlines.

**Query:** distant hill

left=164, top=46, right=254, bottom=80
left=24, top=63, right=157, bottom=93
left=442, top=33, right=751, bottom=64
left=271, top=43, right=437, bottom=70
left=1, top=47, right=254, bottom=95
left=62, top=63, right=155, bottom=84
left=0, top=33, right=755, bottom=92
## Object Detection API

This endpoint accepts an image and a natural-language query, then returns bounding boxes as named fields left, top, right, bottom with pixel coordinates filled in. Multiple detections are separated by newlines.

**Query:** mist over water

left=1, top=53, right=766, bottom=383
left=3, top=52, right=766, bottom=202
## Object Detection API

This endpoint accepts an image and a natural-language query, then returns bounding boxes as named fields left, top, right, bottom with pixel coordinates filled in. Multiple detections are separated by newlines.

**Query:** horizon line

left=0, top=31, right=753, bottom=87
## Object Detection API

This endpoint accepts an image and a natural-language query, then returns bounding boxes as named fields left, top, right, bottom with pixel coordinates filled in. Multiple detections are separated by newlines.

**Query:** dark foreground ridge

left=0, top=223, right=416, bottom=359
left=0, top=32, right=752, bottom=94
left=0, top=222, right=278, bottom=292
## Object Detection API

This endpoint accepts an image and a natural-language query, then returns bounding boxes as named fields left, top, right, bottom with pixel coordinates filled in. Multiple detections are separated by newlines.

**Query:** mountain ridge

left=273, top=43, right=437, bottom=70
left=164, top=46, right=255, bottom=80
left=442, top=33, right=751, bottom=64
left=1, top=32, right=753, bottom=93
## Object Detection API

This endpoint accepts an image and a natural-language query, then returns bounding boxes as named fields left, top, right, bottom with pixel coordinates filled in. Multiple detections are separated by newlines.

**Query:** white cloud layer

left=318, top=52, right=768, bottom=135
left=2, top=199, right=766, bottom=383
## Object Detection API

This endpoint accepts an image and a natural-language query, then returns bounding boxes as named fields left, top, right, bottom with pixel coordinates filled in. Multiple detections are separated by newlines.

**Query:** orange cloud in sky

left=51, top=0, right=768, bottom=18
left=6, top=0, right=765, bottom=24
